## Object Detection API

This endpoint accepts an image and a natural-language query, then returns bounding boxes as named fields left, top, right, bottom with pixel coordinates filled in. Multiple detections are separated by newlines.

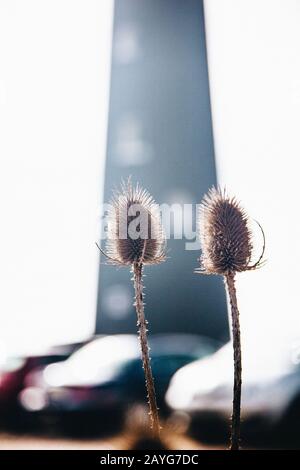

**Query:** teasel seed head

left=105, top=179, right=166, bottom=266
left=198, top=187, right=264, bottom=275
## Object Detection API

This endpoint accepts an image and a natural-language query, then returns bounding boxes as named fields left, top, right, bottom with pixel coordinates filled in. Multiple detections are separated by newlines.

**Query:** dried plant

left=98, top=179, right=166, bottom=436
left=197, top=187, right=265, bottom=450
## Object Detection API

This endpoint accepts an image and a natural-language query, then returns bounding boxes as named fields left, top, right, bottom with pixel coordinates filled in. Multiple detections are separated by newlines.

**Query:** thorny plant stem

left=133, top=262, right=160, bottom=436
left=225, top=272, right=242, bottom=451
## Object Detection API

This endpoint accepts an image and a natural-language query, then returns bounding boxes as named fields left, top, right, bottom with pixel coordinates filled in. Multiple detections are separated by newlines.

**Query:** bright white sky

left=204, top=0, right=300, bottom=364
left=0, top=0, right=114, bottom=357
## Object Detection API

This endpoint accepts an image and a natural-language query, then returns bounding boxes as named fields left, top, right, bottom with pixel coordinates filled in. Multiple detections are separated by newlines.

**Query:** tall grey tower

left=97, top=0, right=228, bottom=342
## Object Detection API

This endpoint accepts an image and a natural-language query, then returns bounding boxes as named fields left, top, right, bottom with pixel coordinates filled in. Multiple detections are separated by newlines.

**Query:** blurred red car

left=0, top=344, right=80, bottom=430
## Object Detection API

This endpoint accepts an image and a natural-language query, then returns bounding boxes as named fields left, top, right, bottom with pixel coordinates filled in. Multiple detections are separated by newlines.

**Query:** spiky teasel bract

left=197, top=186, right=265, bottom=451
left=198, top=187, right=264, bottom=275
left=105, top=179, right=166, bottom=266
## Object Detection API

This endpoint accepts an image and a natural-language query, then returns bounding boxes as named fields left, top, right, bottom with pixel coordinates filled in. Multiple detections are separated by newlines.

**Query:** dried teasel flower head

left=105, top=179, right=166, bottom=266
left=197, top=187, right=265, bottom=275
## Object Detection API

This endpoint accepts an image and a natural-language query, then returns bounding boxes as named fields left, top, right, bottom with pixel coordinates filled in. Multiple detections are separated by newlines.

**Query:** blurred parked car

left=166, top=343, right=300, bottom=448
left=0, top=344, right=82, bottom=431
left=18, top=334, right=220, bottom=435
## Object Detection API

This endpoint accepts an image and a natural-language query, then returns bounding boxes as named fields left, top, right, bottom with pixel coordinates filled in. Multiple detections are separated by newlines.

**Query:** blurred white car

left=166, top=341, right=300, bottom=426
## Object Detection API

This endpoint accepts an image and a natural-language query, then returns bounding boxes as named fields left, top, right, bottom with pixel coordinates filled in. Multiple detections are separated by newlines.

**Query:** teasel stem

left=132, top=261, right=160, bottom=436
left=225, top=271, right=242, bottom=451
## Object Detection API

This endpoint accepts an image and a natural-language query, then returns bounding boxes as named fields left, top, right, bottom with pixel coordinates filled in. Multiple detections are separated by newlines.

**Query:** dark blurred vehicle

left=18, top=334, right=219, bottom=435
left=0, top=344, right=81, bottom=431
left=166, top=343, right=300, bottom=448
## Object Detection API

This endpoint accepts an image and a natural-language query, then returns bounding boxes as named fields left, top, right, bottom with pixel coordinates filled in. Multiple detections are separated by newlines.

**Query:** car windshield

left=43, top=336, right=140, bottom=387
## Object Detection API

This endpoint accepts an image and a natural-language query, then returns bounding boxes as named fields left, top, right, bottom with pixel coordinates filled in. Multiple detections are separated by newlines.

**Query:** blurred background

left=0, top=0, right=300, bottom=449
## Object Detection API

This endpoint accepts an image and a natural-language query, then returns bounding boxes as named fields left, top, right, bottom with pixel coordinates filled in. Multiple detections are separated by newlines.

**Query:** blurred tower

left=97, top=0, right=228, bottom=341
